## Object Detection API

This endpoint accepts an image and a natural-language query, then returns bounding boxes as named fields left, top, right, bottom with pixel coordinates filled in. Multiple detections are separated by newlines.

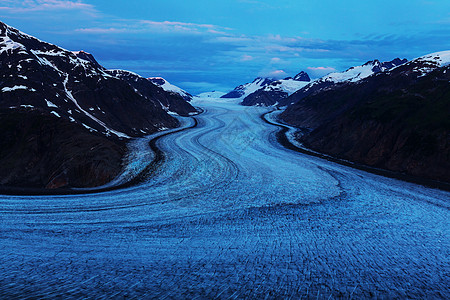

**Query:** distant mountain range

left=223, top=59, right=407, bottom=107
left=0, top=21, right=195, bottom=189
left=221, top=71, right=312, bottom=106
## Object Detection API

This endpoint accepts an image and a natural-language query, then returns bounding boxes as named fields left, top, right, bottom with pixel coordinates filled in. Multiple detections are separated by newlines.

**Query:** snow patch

left=45, top=99, right=58, bottom=108
left=50, top=111, right=61, bottom=118
left=263, top=79, right=310, bottom=95
left=0, top=36, right=25, bottom=54
left=148, top=77, right=191, bottom=99
left=410, top=50, right=450, bottom=76
left=321, top=63, right=377, bottom=83
left=81, top=123, right=98, bottom=133
left=2, top=85, right=36, bottom=92
left=415, top=50, right=450, bottom=67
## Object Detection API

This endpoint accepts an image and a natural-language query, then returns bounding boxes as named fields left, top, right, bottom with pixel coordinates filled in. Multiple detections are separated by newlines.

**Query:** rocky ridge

left=280, top=52, right=450, bottom=183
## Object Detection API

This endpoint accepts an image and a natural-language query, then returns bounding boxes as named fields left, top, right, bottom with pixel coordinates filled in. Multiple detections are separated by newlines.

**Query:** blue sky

left=1, top=0, right=449, bottom=94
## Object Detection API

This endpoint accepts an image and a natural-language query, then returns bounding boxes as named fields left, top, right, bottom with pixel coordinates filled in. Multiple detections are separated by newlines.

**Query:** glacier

left=0, top=95, right=448, bottom=298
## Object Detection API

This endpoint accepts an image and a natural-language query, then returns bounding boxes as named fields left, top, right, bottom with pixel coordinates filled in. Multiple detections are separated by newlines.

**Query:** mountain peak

left=293, top=71, right=311, bottom=82
left=72, top=50, right=104, bottom=70
left=252, top=77, right=274, bottom=86
left=148, top=77, right=193, bottom=101
left=0, top=21, right=7, bottom=34
left=414, top=50, right=450, bottom=67
left=362, top=59, right=380, bottom=66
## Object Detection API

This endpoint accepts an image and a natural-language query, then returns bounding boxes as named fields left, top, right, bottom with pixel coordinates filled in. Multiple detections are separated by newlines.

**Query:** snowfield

left=0, top=97, right=449, bottom=298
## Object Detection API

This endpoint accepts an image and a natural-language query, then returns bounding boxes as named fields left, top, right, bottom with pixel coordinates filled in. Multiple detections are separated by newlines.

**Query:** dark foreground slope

left=0, top=21, right=194, bottom=189
left=281, top=52, right=450, bottom=183
left=0, top=110, right=126, bottom=188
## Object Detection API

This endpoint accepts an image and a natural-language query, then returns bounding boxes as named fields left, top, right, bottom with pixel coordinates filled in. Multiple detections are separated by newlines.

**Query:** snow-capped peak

left=244, top=77, right=275, bottom=94
left=305, top=58, right=407, bottom=90
left=293, top=71, right=311, bottom=82
left=148, top=77, right=192, bottom=101
left=72, top=50, right=104, bottom=69
left=322, top=60, right=382, bottom=83
left=221, top=77, right=274, bottom=99
left=414, top=51, right=450, bottom=67
left=406, top=51, right=450, bottom=76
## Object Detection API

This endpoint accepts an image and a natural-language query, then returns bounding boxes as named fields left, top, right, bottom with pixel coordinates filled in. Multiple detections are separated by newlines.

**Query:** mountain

left=280, top=58, right=407, bottom=107
left=280, top=51, right=450, bottom=183
left=221, top=77, right=274, bottom=99
left=109, top=71, right=196, bottom=116
left=0, top=21, right=194, bottom=189
left=148, top=77, right=193, bottom=102
left=241, top=71, right=311, bottom=106
left=292, top=71, right=311, bottom=81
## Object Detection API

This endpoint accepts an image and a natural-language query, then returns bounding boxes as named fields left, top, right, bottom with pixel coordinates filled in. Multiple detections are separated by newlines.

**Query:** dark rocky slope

left=281, top=52, right=450, bottom=183
left=0, top=110, right=126, bottom=189
left=0, top=21, right=195, bottom=189
left=109, top=70, right=196, bottom=116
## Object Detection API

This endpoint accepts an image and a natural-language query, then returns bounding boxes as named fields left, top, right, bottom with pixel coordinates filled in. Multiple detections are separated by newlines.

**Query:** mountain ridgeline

left=0, top=21, right=196, bottom=189
left=221, top=72, right=312, bottom=106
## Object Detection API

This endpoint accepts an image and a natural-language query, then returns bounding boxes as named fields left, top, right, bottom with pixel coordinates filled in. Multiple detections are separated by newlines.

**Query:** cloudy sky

left=1, top=0, right=449, bottom=94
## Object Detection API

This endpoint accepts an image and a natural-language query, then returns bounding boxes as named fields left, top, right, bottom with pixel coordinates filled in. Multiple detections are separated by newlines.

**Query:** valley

left=0, top=97, right=448, bottom=298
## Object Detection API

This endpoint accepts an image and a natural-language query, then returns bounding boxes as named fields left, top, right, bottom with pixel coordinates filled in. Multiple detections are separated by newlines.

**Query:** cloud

left=307, top=66, right=337, bottom=77
left=76, top=19, right=233, bottom=35
left=270, top=57, right=281, bottom=63
left=307, top=66, right=336, bottom=71
left=0, top=0, right=96, bottom=14
left=259, top=69, right=287, bottom=79
left=76, top=27, right=126, bottom=34
left=241, top=55, right=254, bottom=61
